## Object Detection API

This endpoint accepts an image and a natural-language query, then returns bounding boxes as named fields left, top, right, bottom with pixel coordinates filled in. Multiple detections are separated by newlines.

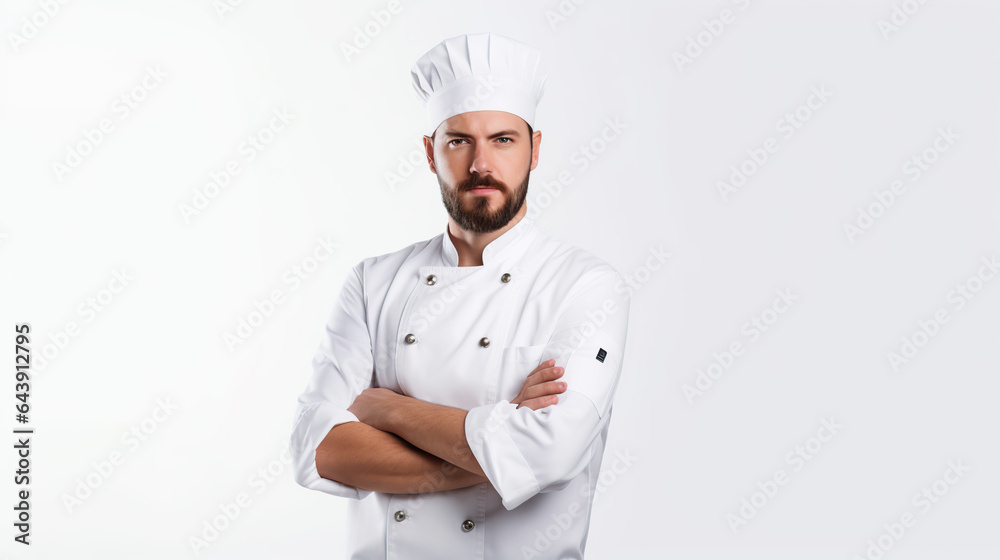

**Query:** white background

left=1, top=0, right=998, bottom=558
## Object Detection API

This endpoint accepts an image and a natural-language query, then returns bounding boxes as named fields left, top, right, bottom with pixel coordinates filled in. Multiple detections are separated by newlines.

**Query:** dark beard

left=439, top=171, right=529, bottom=233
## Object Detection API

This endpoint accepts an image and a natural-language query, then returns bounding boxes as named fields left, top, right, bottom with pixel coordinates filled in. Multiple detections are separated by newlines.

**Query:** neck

left=447, top=207, right=526, bottom=267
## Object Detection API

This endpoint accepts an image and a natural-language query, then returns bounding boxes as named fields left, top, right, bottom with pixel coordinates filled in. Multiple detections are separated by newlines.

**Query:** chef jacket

left=289, top=214, right=631, bottom=560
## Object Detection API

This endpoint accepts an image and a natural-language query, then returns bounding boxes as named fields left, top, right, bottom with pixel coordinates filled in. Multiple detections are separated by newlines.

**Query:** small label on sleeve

left=596, top=348, right=607, bottom=363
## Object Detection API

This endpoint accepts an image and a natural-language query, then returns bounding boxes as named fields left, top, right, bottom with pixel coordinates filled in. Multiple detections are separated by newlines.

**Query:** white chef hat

left=410, top=32, right=546, bottom=134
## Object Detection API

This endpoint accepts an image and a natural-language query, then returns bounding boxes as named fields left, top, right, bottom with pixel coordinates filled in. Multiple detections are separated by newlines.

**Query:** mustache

left=460, top=175, right=506, bottom=191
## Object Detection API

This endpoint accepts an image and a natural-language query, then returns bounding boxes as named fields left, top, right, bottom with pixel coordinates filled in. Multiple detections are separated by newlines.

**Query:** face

left=425, top=110, right=541, bottom=234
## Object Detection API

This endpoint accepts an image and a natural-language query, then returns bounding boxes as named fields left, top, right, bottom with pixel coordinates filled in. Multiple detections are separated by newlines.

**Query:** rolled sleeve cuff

left=290, top=402, right=372, bottom=500
left=465, top=400, right=540, bottom=510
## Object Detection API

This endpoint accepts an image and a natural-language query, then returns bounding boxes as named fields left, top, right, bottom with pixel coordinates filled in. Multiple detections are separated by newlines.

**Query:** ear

left=423, top=135, right=437, bottom=173
left=529, top=129, right=542, bottom=172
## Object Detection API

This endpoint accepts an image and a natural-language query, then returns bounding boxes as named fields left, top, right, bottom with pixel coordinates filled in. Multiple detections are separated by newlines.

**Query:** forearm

left=316, top=420, right=488, bottom=494
left=382, top=396, right=486, bottom=478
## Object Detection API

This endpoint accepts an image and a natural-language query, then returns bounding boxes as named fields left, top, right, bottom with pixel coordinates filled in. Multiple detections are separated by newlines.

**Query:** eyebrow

left=441, top=129, right=521, bottom=139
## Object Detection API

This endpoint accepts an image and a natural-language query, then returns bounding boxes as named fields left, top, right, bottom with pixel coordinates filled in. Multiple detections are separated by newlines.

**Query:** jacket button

left=404, top=333, right=416, bottom=344
left=425, top=274, right=437, bottom=285
left=394, top=510, right=407, bottom=522
left=500, top=273, right=511, bottom=283
left=479, top=337, right=490, bottom=348
left=461, top=519, right=475, bottom=532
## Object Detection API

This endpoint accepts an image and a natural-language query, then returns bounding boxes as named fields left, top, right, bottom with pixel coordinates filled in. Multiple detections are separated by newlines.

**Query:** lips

left=466, top=186, right=500, bottom=193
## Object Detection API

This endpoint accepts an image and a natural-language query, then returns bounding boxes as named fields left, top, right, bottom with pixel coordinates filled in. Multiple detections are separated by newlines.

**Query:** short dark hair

left=526, top=122, right=534, bottom=160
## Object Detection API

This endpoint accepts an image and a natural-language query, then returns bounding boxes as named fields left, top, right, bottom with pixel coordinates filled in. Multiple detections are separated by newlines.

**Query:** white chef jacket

left=289, top=214, right=631, bottom=560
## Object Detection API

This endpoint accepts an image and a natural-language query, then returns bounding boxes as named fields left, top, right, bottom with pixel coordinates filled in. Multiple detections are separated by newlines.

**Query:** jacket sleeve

left=464, top=268, right=631, bottom=510
left=289, top=261, right=375, bottom=499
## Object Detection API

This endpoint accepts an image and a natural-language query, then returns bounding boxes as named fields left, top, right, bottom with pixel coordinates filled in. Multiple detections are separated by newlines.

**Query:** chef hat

left=410, top=32, right=546, bottom=134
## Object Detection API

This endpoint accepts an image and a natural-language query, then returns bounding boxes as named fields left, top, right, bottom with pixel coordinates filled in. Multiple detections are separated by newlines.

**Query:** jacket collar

left=440, top=214, right=535, bottom=267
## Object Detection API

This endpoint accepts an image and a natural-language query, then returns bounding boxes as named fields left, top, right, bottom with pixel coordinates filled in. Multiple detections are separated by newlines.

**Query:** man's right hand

left=510, top=359, right=566, bottom=410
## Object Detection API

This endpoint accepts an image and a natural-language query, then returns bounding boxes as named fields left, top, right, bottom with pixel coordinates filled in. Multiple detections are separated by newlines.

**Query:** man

left=290, top=32, right=631, bottom=559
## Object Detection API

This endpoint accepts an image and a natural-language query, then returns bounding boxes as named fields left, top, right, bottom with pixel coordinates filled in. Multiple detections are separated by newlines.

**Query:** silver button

left=461, top=519, right=475, bottom=532
left=500, top=273, right=511, bottom=283
left=394, top=510, right=407, bottom=522
left=479, top=337, right=490, bottom=348
left=425, top=274, right=437, bottom=285
left=405, top=333, right=416, bottom=344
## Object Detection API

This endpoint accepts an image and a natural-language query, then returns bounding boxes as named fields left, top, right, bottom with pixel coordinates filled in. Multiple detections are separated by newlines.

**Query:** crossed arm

left=315, top=359, right=567, bottom=494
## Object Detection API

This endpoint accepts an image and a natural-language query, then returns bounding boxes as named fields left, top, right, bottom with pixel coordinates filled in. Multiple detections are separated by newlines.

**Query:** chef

left=289, top=32, right=631, bottom=559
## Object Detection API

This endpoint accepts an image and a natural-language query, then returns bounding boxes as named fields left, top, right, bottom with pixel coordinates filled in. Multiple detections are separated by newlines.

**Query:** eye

left=497, top=137, right=513, bottom=144
left=448, top=139, right=468, bottom=146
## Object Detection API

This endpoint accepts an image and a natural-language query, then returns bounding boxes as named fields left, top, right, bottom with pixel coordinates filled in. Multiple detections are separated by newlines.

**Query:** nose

left=469, top=143, right=493, bottom=175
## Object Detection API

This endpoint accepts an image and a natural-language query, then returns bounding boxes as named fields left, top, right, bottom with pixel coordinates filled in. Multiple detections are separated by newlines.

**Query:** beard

left=439, top=169, right=529, bottom=234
